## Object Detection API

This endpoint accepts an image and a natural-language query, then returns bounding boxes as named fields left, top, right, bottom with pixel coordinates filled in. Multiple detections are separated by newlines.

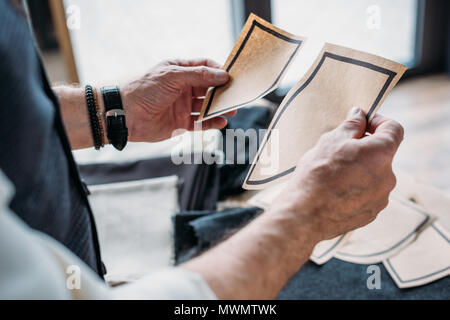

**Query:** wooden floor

left=381, top=74, right=450, bottom=193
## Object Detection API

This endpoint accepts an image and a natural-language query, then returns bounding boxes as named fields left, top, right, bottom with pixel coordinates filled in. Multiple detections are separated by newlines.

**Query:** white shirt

left=0, top=169, right=216, bottom=300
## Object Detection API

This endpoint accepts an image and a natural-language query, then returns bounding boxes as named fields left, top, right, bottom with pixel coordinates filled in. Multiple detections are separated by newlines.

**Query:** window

left=272, top=0, right=419, bottom=86
left=64, top=0, right=234, bottom=83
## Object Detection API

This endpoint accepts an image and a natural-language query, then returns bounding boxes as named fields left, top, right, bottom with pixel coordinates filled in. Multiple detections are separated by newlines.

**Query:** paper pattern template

left=310, top=233, right=352, bottom=265
left=198, top=13, right=305, bottom=121
left=335, top=196, right=430, bottom=265
left=384, top=222, right=450, bottom=289
left=393, top=172, right=450, bottom=232
left=244, top=43, right=407, bottom=190
left=246, top=182, right=287, bottom=209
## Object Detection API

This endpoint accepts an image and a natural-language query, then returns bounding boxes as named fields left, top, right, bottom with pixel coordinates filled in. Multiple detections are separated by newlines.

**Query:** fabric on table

left=173, top=205, right=450, bottom=299
left=219, top=107, right=274, bottom=199
left=79, top=155, right=220, bottom=211
left=88, top=176, right=179, bottom=284
left=173, top=207, right=263, bottom=264
left=278, top=258, right=450, bottom=300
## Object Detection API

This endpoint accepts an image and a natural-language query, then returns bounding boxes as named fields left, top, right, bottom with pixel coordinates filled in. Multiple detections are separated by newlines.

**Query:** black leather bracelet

left=84, top=84, right=102, bottom=150
left=101, top=86, right=128, bottom=151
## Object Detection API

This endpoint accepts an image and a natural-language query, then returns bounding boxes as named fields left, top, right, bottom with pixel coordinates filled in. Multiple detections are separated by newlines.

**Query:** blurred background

left=30, top=0, right=450, bottom=191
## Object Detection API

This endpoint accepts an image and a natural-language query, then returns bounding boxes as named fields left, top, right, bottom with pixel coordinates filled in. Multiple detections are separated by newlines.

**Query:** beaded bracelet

left=84, top=84, right=103, bottom=150
left=92, top=87, right=105, bottom=148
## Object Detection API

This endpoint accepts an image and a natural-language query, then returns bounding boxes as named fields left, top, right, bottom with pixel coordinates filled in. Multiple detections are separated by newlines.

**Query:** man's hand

left=120, top=58, right=236, bottom=142
left=183, top=107, right=404, bottom=299
left=273, top=107, right=404, bottom=242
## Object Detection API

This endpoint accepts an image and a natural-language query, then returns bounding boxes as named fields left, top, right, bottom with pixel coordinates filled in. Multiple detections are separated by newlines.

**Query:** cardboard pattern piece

left=243, top=43, right=407, bottom=190
left=334, top=196, right=430, bottom=265
left=197, top=13, right=306, bottom=121
left=384, top=222, right=450, bottom=289
left=310, top=233, right=352, bottom=265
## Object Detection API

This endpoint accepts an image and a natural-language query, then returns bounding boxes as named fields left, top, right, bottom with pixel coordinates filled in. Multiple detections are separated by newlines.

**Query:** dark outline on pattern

left=203, top=19, right=303, bottom=118
left=245, top=51, right=397, bottom=186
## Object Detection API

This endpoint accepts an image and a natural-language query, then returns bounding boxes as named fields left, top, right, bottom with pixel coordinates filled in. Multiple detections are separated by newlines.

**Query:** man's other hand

left=121, top=58, right=235, bottom=142
left=272, top=108, right=404, bottom=242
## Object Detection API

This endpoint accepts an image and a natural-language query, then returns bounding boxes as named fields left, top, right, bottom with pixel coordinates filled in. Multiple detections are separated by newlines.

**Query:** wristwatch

left=101, top=86, right=128, bottom=151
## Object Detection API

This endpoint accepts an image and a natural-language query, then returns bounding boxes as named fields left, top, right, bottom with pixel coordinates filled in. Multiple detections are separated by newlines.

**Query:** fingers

left=368, top=113, right=404, bottom=140
left=188, top=117, right=228, bottom=131
left=223, top=110, right=238, bottom=118
left=192, top=98, right=237, bottom=120
left=192, top=97, right=204, bottom=113
left=164, top=58, right=223, bottom=69
left=334, top=107, right=367, bottom=139
left=193, top=86, right=208, bottom=97
left=167, top=65, right=229, bottom=89
left=202, top=117, right=228, bottom=130
left=365, top=113, right=404, bottom=154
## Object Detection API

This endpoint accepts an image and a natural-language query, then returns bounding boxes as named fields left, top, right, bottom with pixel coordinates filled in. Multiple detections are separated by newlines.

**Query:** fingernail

left=214, top=70, right=229, bottom=82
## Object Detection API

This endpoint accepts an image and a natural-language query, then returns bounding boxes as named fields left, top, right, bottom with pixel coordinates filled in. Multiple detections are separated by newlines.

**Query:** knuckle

left=343, top=118, right=361, bottom=129
left=387, top=173, right=397, bottom=191
left=165, top=65, right=181, bottom=76
left=366, top=210, right=379, bottom=224
left=204, top=58, right=216, bottom=66
left=385, top=120, right=404, bottom=145
left=196, top=66, right=209, bottom=81
left=381, top=134, right=397, bottom=148
left=163, top=59, right=176, bottom=65
left=387, top=120, right=404, bottom=139
left=378, top=196, right=390, bottom=211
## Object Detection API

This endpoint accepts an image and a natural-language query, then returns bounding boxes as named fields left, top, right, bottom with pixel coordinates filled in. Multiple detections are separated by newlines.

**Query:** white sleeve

left=0, top=170, right=216, bottom=300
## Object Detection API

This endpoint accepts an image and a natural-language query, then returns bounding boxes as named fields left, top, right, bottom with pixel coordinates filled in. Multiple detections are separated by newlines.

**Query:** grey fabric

left=278, top=258, right=450, bottom=300
left=173, top=207, right=450, bottom=299
left=0, top=0, right=103, bottom=275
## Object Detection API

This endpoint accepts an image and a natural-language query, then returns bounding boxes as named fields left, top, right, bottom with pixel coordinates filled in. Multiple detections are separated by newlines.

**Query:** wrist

left=266, top=197, right=322, bottom=250
left=119, top=84, right=137, bottom=142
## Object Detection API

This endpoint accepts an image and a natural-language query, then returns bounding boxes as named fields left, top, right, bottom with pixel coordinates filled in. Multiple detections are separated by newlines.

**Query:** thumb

left=170, top=66, right=229, bottom=89
left=335, top=107, right=367, bottom=139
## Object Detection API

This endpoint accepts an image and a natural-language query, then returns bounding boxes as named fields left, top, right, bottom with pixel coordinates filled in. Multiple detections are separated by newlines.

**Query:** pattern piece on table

left=335, top=196, right=430, bottom=264
left=310, top=233, right=352, bottom=265
left=384, top=221, right=450, bottom=288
